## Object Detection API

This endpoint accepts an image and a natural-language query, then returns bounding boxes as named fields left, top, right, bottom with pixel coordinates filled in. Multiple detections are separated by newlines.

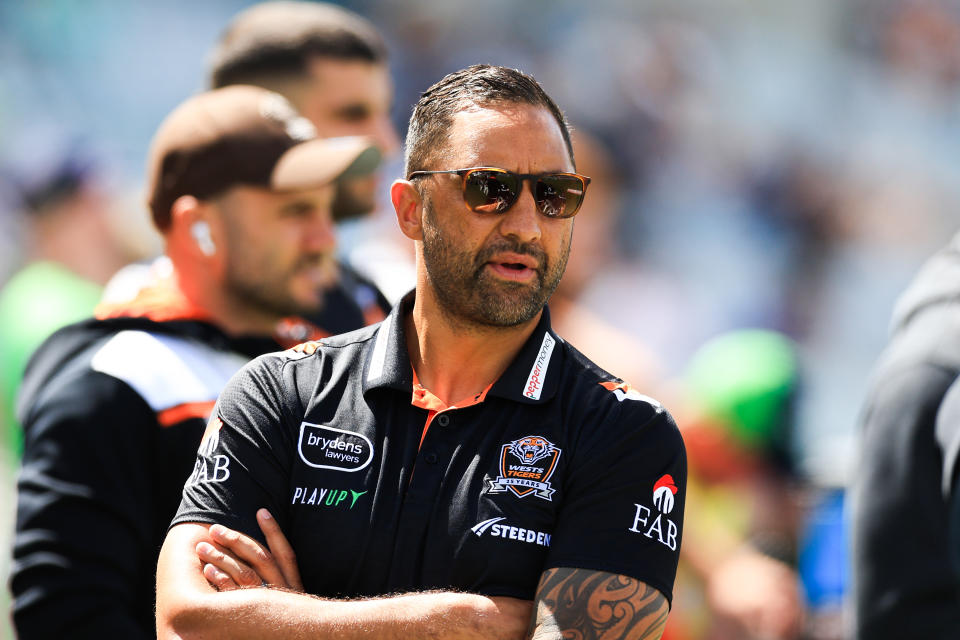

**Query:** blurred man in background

left=211, top=0, right=401, bottom=332
left=105, top=1, right=401, bottom=333
left=851, top=230, right=960, bottom=639
left=0, top=145, right=143, bottom=459
left=0, top=140, right=149, bottom=640
left=12, top=85, right=380, bottom=639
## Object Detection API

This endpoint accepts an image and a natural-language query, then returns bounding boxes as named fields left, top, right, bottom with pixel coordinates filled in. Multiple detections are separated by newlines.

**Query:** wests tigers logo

left=488, top=435, right=562, bottom=501
left=509, top=436, right=555, bottom=465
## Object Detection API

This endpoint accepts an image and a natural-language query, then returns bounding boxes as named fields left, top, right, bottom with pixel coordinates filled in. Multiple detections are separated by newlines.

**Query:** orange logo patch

left=288, top=340, right=323, bottom=356
left=600, top=380, right=661, bottom=407
left=487, top=435, right=562, bottom=501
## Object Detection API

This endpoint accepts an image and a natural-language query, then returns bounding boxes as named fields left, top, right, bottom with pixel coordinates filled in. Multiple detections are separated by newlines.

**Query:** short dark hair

left=404, top=64, right=574, bottom=176
left=209, top=1, right=387, bottom=89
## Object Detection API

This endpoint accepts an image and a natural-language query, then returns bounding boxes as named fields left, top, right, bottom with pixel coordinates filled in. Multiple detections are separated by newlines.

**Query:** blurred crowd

left=3, top=0, right=960, bottom=638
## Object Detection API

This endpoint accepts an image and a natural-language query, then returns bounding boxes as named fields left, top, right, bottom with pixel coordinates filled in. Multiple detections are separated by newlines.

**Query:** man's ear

left=170, top=195, right=217, bottom=259
left=391, top=179, right=424, bottom=241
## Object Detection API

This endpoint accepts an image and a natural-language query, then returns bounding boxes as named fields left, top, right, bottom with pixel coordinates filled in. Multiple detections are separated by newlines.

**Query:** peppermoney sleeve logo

left=523, top=333, right=555, bottom=400
left=297, top=422, right=374, bottom=472
left=628, top=474, right=680, bottom=551
left=487, top=435, right=561, bottom=501
left=186, top=416, right=230, bottom=486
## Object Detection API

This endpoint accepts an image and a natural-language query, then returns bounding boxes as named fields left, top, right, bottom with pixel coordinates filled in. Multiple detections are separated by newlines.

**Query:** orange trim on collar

left=410, top=368, right=493, bottom=449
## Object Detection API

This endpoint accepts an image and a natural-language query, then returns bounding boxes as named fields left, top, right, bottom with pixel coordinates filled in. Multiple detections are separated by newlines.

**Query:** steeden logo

left=471, top=517, right=552, bottom=547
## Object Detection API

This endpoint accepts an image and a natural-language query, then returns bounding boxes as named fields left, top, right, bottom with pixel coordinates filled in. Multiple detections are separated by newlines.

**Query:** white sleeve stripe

left=91, top=330, right=249, bottom=411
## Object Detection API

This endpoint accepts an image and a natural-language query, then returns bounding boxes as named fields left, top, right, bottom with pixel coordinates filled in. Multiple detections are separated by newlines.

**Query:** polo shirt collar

left=362, top=291, right=415, bottom=394
left=362, top=290, right=564, bottom=404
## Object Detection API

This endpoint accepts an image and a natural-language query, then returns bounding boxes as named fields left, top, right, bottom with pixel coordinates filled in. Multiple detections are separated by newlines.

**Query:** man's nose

left=498, top=182, right=542, bottom=244
left=304, top=210, right=337, bottom=252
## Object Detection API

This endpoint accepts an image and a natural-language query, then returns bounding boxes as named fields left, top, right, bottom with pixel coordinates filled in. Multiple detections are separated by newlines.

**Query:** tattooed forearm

left=527, top=567, right=669, bottom=640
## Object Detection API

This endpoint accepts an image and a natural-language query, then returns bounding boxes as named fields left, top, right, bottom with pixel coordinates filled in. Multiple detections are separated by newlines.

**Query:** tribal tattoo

left=528, top=567, right=669, bottom=640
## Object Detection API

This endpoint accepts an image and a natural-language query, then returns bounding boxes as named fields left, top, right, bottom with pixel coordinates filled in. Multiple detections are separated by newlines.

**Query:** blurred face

left=210, top=185, right=337, bottom=318
left=296, top=58, right=399, bottom=219
left=416, top=104, right=575, bottom=328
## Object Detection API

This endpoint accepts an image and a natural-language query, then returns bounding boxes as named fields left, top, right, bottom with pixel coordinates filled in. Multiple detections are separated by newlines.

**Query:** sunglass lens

left=464, top=170, right=520, bottom=213
left=536, top=175, right=585, bottom=218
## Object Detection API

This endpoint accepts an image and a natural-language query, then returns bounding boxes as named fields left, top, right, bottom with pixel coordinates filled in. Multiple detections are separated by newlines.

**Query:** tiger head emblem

left=509, top=436, right=555, bottom=465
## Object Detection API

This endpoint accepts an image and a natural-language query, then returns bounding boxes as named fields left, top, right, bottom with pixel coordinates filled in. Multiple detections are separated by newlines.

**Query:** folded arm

left=157, top=522, right=532, bottom=640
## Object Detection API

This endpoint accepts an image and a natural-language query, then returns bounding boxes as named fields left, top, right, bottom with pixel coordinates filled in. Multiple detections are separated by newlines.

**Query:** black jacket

left=11, top=269, right=391, bottom=639
left=851, top=232, right=960, bottom=639
left=12, top=316, right=281, bottom=638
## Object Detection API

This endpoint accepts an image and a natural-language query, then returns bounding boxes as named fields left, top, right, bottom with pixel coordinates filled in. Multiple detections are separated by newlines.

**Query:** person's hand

left=706, top=545, right=805, bottom=639
left=196, top=508, right=303, bottom=592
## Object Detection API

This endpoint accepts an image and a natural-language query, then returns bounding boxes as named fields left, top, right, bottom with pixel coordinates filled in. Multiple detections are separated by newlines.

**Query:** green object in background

left=685, top=329, right=799, bottom=451
left=0, top=261, right=102, bottom=458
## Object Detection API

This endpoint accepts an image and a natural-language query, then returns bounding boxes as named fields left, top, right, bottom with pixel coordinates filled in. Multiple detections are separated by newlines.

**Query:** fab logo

left=627, top=474, right=681, bottom=551
left=186, top=415, right=230, bottom=487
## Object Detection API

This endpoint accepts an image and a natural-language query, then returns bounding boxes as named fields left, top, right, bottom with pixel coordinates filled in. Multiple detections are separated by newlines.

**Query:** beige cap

left=146, top=84, right=380, bottom=229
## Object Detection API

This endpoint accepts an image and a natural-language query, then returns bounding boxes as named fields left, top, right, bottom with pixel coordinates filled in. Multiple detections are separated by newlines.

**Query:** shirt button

left=436, top=414, right=450, bottom=427
left=425, top=452, right=439, bottom=464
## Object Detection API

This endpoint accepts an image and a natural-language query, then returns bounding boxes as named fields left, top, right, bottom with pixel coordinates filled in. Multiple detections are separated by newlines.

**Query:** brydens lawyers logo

left=297, top=422, right=374, bottom=472
left=487, top=435, right=561, bottom=501
left=523, top=333, right=556, bottom=400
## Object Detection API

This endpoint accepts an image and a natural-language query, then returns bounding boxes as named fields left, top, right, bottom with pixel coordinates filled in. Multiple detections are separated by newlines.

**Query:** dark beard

left=420, top=199, right=569, bottom=328
left=224, top=253, right=330, bottom=319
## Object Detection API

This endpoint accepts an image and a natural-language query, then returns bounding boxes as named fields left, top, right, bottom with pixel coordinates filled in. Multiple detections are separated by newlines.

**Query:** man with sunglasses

left=157, top=64, right=686, bottom=640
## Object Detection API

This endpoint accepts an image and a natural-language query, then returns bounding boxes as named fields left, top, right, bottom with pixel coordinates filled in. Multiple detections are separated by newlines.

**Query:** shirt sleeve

left=13, top=371, right=157, bottom=639
left=172, top=353, right=297, bottom=546
left=544, top=393, right=686, bottom=606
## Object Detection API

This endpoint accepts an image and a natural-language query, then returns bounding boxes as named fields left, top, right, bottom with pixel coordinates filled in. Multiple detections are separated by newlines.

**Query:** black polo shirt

left=173, top=293, right=686, bottom=604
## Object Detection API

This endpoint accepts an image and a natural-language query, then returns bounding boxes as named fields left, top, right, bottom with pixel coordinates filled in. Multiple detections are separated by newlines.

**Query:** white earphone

left=191, top=221, right=216, bottom=256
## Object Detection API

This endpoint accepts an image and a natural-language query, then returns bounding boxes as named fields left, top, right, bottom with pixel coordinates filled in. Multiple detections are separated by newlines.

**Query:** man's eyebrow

left=279, top=199, right=317, bottom=215
left=334, top=103, right=372, bottom=119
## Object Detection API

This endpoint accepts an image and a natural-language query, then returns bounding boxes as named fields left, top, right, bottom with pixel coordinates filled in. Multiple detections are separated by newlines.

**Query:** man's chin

left=287, top=291, right=327, bottom=317
left=468, top=285, right=545, bottom=327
